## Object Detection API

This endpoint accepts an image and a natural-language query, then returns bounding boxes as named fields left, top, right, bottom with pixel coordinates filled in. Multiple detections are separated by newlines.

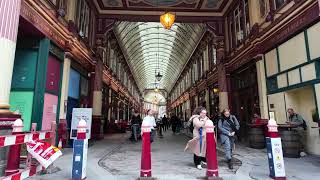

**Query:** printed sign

left=42, top=93, right=58, bottom=130
left=266, top=137, right=286, bottom=178
left=70, top=108, right=92, bottom=139
left=72, top=139, right=88, bottom=179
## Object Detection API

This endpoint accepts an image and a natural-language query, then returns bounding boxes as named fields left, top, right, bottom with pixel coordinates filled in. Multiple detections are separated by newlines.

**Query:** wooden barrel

left=248, top=127, right=266, bottom=149
left=279, top=130, right=302, bottom=158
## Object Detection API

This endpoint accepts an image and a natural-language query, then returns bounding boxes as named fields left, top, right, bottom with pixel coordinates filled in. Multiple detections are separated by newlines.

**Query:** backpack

left=187, top=116, right=197, bottom=132
left=302, top=119, right=307, bottom=130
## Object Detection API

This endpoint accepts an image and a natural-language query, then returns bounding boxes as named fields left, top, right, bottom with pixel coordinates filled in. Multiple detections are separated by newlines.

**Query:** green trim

left=276, top=47, right=281, bottom=72
left=315, top=61, right=320, bottom=79
left=11, top=88, right=35, bottom=92
left=31, top=38, right=50, bottom=131
left=286, top=72, right=289, bottom=86
left=49, top=43, right=64, bottom=61
left=54, top=55, right=64, bottom=146
left=312, top=85, right=319, bottom=122
left=304, top=31, right=311, bottom=62
left=299, top=67, right=302, bottom=83
left=268, top=79, right=320, bottom=95
left=283, top=93, right=288, bottom=120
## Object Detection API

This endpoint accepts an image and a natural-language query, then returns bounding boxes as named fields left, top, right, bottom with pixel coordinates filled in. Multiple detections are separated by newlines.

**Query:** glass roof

left=113, top=21, right=206, bottom=92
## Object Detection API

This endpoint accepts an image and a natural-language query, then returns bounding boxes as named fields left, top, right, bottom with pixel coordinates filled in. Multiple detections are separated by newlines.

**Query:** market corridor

left=28, top=129, right=320, bottom=180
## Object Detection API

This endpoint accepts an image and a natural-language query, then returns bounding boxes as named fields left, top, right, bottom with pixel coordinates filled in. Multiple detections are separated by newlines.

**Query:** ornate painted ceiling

left=113, top=22, right=206, bottom=92
left=93, top=0, right=231, bottom=19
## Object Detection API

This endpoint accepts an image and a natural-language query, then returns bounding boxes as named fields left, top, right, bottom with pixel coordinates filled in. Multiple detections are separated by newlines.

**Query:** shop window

left=267, top=77, right=278, bottom=92
left=57, top=0, right=67, bottom=16
left=259, top=0, right=268, bottom=17
left=212, top=47, right=217, bottom=65
left=274, top=0, right=285, bottom=10
left=75, top=0, right=90, bottom=39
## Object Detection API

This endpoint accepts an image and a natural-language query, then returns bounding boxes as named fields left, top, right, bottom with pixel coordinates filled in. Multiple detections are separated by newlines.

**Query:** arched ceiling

left=113, top=21, right=206, bottom=92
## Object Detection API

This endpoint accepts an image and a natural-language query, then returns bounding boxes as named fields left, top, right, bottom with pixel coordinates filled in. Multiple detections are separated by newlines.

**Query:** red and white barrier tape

left=0, top=164, right=43, bottom=180
left=0, top=131, right=52, bottom=148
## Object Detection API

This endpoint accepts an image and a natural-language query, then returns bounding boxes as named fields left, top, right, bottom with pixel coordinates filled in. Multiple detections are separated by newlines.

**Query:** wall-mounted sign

left=42, top=93, right=58, bottom=130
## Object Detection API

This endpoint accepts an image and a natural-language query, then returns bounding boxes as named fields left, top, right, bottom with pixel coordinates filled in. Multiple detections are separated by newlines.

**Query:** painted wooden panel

left=11, top=49, right=37, bottom=89
left=278, top=32, right=307, bottom=71
left=265, top=49, right=278, bottom=77
left=41, top=93, right=58, bottom=130
left=9, top=91, right=34, bottom=131
left=307, top=21, right=320, bottom=60
left=267, top=92, right=287, bottom=124
left=301, top=63, right=316, bottom=82
left=288, top=69, right=300, bottom=85
left=68, top=68, right=80, bottom=99
left=277, top=73, right=288, bottom=88
left=45, top=55, right=61, bottom=93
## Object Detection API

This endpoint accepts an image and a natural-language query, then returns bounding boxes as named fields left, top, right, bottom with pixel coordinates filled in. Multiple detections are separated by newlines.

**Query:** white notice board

left=70, top=108, right=92, bottom=139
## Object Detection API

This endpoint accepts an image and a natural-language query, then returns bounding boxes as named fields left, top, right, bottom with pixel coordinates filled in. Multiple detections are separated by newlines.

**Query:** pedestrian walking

left=142, top=109, right=157, bottom=143
left=131, top=110, right=142, bottom=142
left=184, top=106, right=210, bottom=170
left=218, top=108, right=240, bottom=169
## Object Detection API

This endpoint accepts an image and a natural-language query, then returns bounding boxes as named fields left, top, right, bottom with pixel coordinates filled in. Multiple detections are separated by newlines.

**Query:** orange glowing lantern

left=160, top=12, right=176, bottom=29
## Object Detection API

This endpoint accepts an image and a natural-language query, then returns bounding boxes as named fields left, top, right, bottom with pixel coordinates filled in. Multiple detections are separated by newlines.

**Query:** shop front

left=230, top=63, right=260, bottom=141
left=262, top=20, right=320, bottom=155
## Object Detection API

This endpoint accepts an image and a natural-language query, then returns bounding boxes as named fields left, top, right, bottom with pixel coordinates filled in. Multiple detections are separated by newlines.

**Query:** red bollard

left=140, top=125, right=152, bottom=177
left=77, top=119, right=87, bottom=140
left=5, top=119, right=24, bottom=176
left=206, top=120, right=219, bottom=177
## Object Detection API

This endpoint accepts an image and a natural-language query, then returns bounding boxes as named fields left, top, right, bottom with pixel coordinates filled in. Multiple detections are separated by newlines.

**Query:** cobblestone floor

left=27, top=128, right=320, bottom=180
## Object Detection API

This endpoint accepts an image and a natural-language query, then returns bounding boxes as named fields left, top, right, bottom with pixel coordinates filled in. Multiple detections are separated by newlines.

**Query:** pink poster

left=42, top=93, right=58, bottom=130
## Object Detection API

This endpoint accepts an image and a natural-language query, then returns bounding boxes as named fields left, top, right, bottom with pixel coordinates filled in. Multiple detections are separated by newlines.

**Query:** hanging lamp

left=160, top=12, right=175, bottom=29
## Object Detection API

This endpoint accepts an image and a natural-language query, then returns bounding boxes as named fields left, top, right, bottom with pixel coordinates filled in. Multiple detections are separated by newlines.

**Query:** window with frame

left=259, top=0, right=268, bottom=17
left=274, top=0, right=285, bottom=10
left=75, top=0, right=90, bottom=39
left=212, top=46, right=217, bottom=66
left=57, top=0, right=67, bottom=15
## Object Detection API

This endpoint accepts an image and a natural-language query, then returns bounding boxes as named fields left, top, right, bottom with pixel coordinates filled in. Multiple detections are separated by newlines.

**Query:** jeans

left=132, top=124, right=140, bottom=141
left=194, top=154, right=206, bottom=166
left=223, top=136, right=235, bottom=160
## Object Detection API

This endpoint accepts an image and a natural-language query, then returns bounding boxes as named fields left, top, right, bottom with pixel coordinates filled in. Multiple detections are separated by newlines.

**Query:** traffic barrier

left=205, top=120, right=219, bottom=177
left=0, top=119, right=56, bottom=180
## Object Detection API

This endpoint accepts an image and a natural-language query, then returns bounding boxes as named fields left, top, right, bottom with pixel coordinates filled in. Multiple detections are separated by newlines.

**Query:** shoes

left=201, top=161, right=207, bottom=168
left=196, top=165, right=202, bottom=170
left=227, top=159, right=233, bottom=170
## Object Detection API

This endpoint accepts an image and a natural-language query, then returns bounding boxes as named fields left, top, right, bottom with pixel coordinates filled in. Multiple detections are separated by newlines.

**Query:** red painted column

left=140, top=125, right=151, bottom=177
left=205, top=120, right=219, bottom=177
left=5, top=119, right=23, bottom=176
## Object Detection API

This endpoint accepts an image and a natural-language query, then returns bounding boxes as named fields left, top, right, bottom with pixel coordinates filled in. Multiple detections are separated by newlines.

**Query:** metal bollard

left=205, top=120, right=219, bottom=177
left=266, top=119, right=286, bottom=179
left=140, top=124, right=152, bottom=177
left=5, top=119, right=23, bottom=176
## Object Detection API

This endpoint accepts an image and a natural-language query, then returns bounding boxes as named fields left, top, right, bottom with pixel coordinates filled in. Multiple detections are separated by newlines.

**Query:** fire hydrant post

left=72, top=119, right=88, bottom=180
left=205, top=120, right=219, bottom=177
left=140, top=124, right=152, bottom=177
left=5, top=118, right=24, bottom=176
left=266, top=118, right=286, bottom=179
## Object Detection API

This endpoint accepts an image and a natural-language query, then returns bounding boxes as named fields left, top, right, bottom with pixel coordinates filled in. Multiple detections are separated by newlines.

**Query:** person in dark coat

left=218, top=108, right=240, bottom=169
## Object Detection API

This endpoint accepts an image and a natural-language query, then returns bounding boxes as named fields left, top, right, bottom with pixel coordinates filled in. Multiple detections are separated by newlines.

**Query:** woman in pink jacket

left=185, top=106, right=210, bottom=170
